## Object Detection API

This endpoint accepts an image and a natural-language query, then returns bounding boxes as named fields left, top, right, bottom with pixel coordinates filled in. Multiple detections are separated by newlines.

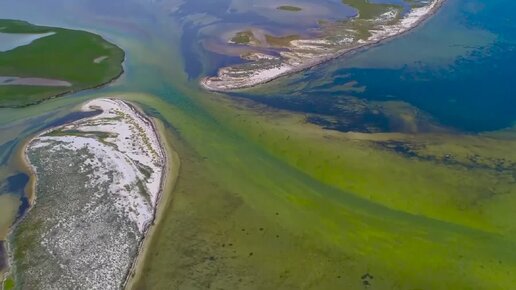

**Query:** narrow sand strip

left=7, top=98, right=168, bottom=290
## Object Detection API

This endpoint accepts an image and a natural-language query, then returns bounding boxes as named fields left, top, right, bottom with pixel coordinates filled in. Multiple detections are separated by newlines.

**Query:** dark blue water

left=243, top=0, right=516, bottom=133
left=44, top=110, right=101, bottom=129
left=4, top=173, right=28, bottom=194
left=0, top=241, right=6, bottom=271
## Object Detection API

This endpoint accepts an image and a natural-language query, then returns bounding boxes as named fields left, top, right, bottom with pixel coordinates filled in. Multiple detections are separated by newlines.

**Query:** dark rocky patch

left=0, top=241, right=6, bottom=271
left=375, top=141, right=516, bottom=174
left=234, top=93, right=391, bottom=133
left=5, top=173, right=29, bottom=194
left=361, top=272, right=373, bottom=287
left=374, top=141, right=421, bottom=158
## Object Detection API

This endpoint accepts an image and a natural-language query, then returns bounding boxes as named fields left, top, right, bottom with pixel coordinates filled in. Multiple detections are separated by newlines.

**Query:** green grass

left=265, top=34, right=300, bottom=47
left=277, top=5, right=303, bottom=12
left=2, top=276, right=15, bottom=290
left=342, top=0, right=400, bottom=19
left=0, top=19, right=124, bottom=107
left=230, top=31, right=257, bottom=45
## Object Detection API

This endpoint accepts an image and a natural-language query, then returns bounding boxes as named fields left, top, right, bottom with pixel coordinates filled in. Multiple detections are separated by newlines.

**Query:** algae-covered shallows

left=9, top=99, right=167, bottom=289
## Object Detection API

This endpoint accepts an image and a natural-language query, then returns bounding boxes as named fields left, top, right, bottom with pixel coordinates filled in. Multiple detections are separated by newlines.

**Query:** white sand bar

left=201, top=0, right=445, bottom=91
left=12, top=98, right=166, bottom=290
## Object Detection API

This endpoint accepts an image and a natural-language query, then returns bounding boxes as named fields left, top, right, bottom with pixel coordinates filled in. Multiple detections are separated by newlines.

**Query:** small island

left=229, top=30, right=259, bottom=45
left=7, top=99, right=167, bottom=289
left=0, top=20, right=124, bottom=107
left=277, top=5, right=303, bottom=12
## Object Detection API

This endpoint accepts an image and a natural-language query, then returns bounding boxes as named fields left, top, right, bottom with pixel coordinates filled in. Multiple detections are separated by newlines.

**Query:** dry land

left=201, top=0, right=445, bottom=91
left=6, top=99, right=167, bottom=289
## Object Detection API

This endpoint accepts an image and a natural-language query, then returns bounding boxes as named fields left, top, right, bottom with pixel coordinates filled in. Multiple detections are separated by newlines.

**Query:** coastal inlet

left=8, top=99, right=166, bottom=289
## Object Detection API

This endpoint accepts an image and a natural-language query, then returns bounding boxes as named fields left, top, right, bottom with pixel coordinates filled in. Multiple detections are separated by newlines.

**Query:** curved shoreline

left=121, top=103, right=178, bottom=290
left=4, top=98, right=171, bottom=289
left=123, top=119, right=180, bottom=290
left=0, top=135, right=36, bottom=289
left=201, top=0, right=446, bottom=92
left=0, top=58, right=126, bottom=109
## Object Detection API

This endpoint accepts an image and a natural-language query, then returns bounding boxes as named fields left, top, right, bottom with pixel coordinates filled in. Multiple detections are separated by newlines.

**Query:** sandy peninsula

left=7, top=98, right=168, bottom=290
left=201, top=0, right=446, bottom=91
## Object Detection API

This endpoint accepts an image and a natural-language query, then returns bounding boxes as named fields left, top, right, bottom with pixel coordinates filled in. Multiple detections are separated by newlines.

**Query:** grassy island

left=277, top=5, right=303, bottom=12
left=230, top=30, right=259, bottom=45
left=0, top=19, right=124, bottom=107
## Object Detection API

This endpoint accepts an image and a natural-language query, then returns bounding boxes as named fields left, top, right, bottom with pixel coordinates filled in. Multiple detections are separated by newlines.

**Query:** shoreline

left=3, top=98, right=171, bottom=290
left=123, top=118, right=180, bottom=290
left=0, top=40, right=126, bottom=109
left=200, top=0, right=446, bottom=92
left=121, top=103, right=179, bottom=290
left=0, top=66, right=125, bottom=109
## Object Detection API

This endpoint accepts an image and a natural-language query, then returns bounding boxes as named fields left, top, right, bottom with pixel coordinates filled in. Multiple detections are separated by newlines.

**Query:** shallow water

left=0, top=195, right=19, bottom=240
left=0, top=0, right=516, bottom=288
left=0, top=32, right=55, bottom=52
left=0, top=241, right=5, bottom=270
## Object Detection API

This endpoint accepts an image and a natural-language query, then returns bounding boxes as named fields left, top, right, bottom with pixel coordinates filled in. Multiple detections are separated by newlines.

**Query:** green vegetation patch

left=0, top=19, right=124, bottom=107
left=342, top=0, right=400, bottom=19
left=230, top=30, right=258, bottom=45
left=265, top=34, right=300, bottom=47
left=3, top=276, right=15, bottom=290
left=277, top=5, right=303, bottom=12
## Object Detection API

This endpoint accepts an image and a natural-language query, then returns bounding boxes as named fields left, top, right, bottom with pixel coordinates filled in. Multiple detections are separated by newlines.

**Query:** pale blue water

left=0, top=32, right=54, bottom=52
